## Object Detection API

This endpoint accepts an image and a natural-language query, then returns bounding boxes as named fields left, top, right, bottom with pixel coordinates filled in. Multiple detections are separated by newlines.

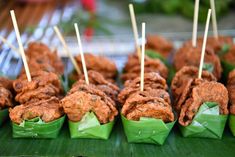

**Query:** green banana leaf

left=0, top=109, right=8, bottom=126
left=12, top=116, right=65, bottom=138
left=145, top=49, right=175, bottom=84
left=121, top=114, right=176, bottom=145
left=221, top=60, right=235, bottom=80
left=229, top=115, right=235, bottom=136
left=69, top=112, right=115, bottom=139
left=179, top=102, right=228, bottom=139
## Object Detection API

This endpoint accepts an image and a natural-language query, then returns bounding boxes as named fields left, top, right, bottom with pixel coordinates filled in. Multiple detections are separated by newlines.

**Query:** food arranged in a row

left=1, top=0, right=235, bottom=146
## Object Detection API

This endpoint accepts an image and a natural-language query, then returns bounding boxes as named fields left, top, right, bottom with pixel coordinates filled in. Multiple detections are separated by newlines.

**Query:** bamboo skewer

left=10, top=10, right=31, bottom=82
left=140, top=22, right=146, bottom=92
left=192, top=0, right=200, bottom=47
left=210, top=0, right=218, bottom=39
left=129, top=4, right=141, bottom=61
left=74, top=23, right=89, bottom=85
left=198, top=9, right=212, bottom=79
left=53, top=26, right=82, bottom=75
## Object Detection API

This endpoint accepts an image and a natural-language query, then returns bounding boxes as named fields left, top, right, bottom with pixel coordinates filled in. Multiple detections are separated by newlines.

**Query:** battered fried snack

left=121, top=90, right=174, bottom=122
left=118, top=72, right=168, bottom=104
left=227, top=69, right=235, bottom=115
left=9, top=97, right=63, bottom=124
left=74, top=53, right=117, bottom=81
left=197, top=36, right=233, bottom=53
left=173, top=44, right=222, bottom=79
left=21, top=42, right=64, bottom=75
left=72, top=70, right=119, bottom=102
left=0, top=77, right=13, bottom=109
left=178, top=79, right=228, bottom=126
left=61, top=84, right=118, bottom=124
left=171, top=66, right=216, bottom=102
left=121, top=54, right=168, bottom=82
left=13, top=71, right=62, bottom=104
left=145, top=35, right=173, bottom=58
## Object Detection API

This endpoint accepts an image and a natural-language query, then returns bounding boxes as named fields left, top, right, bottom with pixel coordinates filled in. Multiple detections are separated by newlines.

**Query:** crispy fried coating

left=0, top=87, right=13, bottom=109
left=178, top=80, right=229, bottom=126
left=13, top=71, right=62, bottom=104
left=61, top=84, right=118, bottom=123
left=121, top=91, right=174, bottom=122
left=227, top=69, right=235, bottom=115
left=173, top=44, right=222, bottom=79
left=118, top=72, right=168, bottom=104
left=146, top=35, right=173, bottom=58
left=171, top=66, right=216, bottom=102
left=21, top=42, right=64, bottom=75
left=73, top=70, right=119, bottom=101
left=9, top=97, right=63, bottom=124
left=121, top=54, right=168, bottom=82
left=74, top=53, right=117, bottom=80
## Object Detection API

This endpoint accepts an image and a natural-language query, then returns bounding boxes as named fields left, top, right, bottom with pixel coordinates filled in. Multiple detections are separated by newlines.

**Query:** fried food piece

left=227, top=70, right=235, bottom=115
left=118, top=72, right=168, bottom=104
left=146, top=35, right=173, bottom=58
left=121, top=54, right=168, bottom=82
left=178, top=80, right=229, bottom=126
left=197, top=36, right=233, bottom=53
left=171, top=66, right=216, bottom=101
left=0, top=87, right=13, bottom=109
left=121, top=91, right=174, bottom=122
left=0, top=77, right=13, bottom=91
left=173, top=44, right=222, bottom=79
left=14, top=71, right=61, bottom=93
left=9, top=97, right=63, bottom=124
left=61, top=84, right=118, bottom=123
left=13, top=71, right=62, bottom=104
left=73, top=70, right=119, bottom=102
left=23, top=42, right=64, bottom=75
left=74, top=53, right=117, bottom=80
left=221, top=44, right=235, bottom=64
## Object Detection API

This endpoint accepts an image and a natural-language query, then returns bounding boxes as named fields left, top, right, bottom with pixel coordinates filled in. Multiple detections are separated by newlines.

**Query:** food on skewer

left=20, top=42, right=64, bottom=75
left=71, top=70, right=119, bottom=102
left=119, top=72, right=174, bottom=122
left=61, top=81, right=118, bottom=124
left=173, top=44, right=222, bottom=79
left=9, top=71, right=64, bottom=124
left=220, top=44, right=235, bottom=62
left=145, top=35, right=174, bottom=58
left=70, top=53, right=118, bottom=82
left=121, top=54, right=168, bottom=83
left=171, top=66, right=216, bottom=104
left=177, top=78, right=228, bottom=126
left=119, top=72, right=168, bottom=104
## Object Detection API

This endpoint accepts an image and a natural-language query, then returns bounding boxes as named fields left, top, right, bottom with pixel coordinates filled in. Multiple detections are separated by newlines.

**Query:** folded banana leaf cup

left=68, top=112, right=115, bottom=140
left=121, top=114, right=176, bottom=145
left=0, top=108, right=9, bottom=127
left=12, top=116, right=65, bottom=138
left=179, top=102, right=228, bottom=139
left=229, top=115, right=235, bottom=136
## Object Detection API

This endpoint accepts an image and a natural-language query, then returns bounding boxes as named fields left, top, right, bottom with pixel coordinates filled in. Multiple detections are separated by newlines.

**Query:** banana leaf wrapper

left=69, top=112, right=115, bottom=140
left=229, top=115, right=235, bottom=136
left=0, top=109, right=8, bottom=126
left=121, top=114, right=176, bottom=145
left=221, top=60, right=235, bottom=80
left=179, top=102, right=228, bottom=139
left=145, top=49, right=175, bottom=84
left=12, top=116, right=65, bottom=138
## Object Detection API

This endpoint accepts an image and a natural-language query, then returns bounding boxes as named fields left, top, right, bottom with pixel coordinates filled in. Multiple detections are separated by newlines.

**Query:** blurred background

left=0, top=0, right=235, bottom=56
